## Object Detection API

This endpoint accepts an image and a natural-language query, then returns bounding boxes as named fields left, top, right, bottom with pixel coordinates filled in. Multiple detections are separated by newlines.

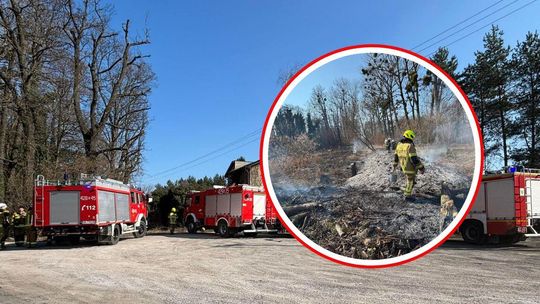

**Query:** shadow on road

left=156, top=231, right=292, bottom=240
left=441, top=239, right=540, bottom=252
left=0, top=231, right=294, bottom=251
left=0, top=238, right=100, bottom=251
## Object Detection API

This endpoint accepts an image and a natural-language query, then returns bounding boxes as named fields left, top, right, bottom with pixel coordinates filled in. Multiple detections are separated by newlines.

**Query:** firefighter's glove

left=419, top=167, right=425, bottom=175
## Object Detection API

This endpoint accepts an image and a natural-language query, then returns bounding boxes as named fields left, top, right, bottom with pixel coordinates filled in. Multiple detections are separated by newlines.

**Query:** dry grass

left=269, top=135, right=360, bottom=187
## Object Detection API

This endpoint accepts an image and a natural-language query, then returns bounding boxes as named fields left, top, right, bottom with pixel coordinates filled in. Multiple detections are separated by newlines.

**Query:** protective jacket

left=12, top=211, right=24, bottom=226
left=1, top=209, right=9, bottom=224
left=394, top=138, right=424, bottom=175
left=0, top=209, right=10, bottom=235
left=168, top=212, right=178, bottom=225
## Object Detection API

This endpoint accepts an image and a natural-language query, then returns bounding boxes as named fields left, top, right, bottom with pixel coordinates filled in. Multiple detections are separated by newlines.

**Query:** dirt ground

left=0, top=233, right=539, bottom=304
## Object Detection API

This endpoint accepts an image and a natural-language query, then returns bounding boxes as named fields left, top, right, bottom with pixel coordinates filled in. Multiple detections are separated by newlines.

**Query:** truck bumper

left=41, top=226, right=100, bottom=236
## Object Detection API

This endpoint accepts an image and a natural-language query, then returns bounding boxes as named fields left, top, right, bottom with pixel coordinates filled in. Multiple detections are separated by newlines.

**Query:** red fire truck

left=460, top=169, right=540, bottom=244
left=183, top=185, right=283, bottom=237
left=33, top=175, right=149, bottom=245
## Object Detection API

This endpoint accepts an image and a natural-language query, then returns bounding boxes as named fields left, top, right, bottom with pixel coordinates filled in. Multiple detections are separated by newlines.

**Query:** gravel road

left=0, top=232, right=539, bottom=304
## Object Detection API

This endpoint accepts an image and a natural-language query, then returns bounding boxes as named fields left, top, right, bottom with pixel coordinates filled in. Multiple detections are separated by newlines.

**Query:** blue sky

left=108, top=0, right=540, bottom=186
left=284, top=54, right=366, bottom=108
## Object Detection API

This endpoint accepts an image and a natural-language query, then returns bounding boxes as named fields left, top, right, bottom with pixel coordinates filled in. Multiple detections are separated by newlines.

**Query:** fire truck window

left=138, top=193, right=143, bottom=204
left=194, top=196, right=200, bottom=205
left=186, top=197, right=192, bottom=206
left=131, top=192, right=136, bottom=204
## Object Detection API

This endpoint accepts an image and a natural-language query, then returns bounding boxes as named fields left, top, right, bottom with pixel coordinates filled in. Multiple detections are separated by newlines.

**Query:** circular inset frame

left=260, top=44, right=484, bottom=268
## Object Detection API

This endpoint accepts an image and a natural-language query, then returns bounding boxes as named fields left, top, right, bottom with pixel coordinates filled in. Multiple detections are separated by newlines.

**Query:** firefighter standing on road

left=169, top=208, right=178, bottom=234
left=393, top=129, right=425, bottom=201
left=12, top=207, right=27, bottom=246
left=0, top=203, right=11, bottom=249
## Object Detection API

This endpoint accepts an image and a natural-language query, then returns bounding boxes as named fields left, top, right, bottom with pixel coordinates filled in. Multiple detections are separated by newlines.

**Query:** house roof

left=225, top=160, right=259, bottom=177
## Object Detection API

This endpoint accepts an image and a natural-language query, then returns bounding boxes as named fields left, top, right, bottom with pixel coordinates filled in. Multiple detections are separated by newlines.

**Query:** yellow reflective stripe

left=409, top=153, right=417, bottom=157
left=403, top=170, right=416, bottom=174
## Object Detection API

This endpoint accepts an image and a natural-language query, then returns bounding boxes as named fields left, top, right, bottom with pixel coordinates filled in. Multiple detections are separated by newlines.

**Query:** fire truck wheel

left=133, top=220, right=147, bottom=238
left=186, top=219, right=197, bottom=234
left=109, top=225, right=120, bottom=245
left=217, top=220, right=230, bottom=238
left=461, top=221, right=485, bottom=244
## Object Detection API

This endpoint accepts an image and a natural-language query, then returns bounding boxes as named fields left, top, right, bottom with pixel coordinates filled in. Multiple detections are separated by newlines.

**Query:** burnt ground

left=277, top=187, right=442, bottom=259
left=271, top=147, right=474, bottom=259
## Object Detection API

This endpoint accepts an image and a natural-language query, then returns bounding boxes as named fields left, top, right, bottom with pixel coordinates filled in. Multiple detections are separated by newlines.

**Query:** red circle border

left=259, top=44, right=485, bottom=269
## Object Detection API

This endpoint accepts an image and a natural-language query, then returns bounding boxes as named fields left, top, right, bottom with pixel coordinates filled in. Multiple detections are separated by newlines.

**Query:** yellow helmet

left=171, top=207, right=177, bottom=213
left=403, top=129, right=416, bottom=140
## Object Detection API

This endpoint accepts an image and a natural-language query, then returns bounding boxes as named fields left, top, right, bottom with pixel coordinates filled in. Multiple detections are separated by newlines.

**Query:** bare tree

left=63, top=0, right=152, bottom=173
left=0, top=0, right=153, bottom=205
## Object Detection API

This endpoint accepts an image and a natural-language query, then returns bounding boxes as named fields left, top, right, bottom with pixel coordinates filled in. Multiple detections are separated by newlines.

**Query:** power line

left=143, top=1, right=538, bottom=183
left=417, top=0, right=522, bottom=53
left=426, top=0, right=538, bottom=57
left=145, top=136, right=261, bottom=183
left=144, top=128, right=261, bottom=180
left=411, top=0, right=505, bottom=50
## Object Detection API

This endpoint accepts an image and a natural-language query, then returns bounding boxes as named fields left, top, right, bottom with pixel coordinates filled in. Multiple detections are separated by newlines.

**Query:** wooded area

left=0, top=0, right=153, bottom=204
left=272, top=48, right=466, bottom=151
left=273, top=26, right=540, bottom=172
left=461, top=26, right=540, bottom=170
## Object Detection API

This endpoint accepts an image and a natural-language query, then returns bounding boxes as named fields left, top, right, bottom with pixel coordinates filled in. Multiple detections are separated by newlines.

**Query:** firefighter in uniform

left=0, top=203, right=11, bottom=249
left=12, top=207, right=27, bottom=246
left=439, top=195, right=458, bottom=232
left=393, top=129, right=425, bottom=200
left=169, top=207, right=178, bottom=234
left=25, top=206, right=38, bottom=248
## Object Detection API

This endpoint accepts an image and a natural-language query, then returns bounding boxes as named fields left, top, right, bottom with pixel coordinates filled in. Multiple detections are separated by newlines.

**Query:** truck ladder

left=35, top=175, right=46, bottom=227
left=521, top=168, right=540, bottom=237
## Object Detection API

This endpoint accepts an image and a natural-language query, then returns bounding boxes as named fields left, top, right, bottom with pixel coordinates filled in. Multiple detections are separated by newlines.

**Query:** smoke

left=352, top=140, right=365, bottom=154
left=417, top=113, right=474, bottom=163
left=431, top=117, right=474, bottom=145
left=421, top=146, right=449, bottom=163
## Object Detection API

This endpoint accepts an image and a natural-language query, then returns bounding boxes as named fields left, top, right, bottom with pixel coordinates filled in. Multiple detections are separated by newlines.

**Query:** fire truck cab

left=460, top=168, right=540, bottom=244
left=34, top=175, right=149, bottom=245
left=183, top=185, right=283, bottom=237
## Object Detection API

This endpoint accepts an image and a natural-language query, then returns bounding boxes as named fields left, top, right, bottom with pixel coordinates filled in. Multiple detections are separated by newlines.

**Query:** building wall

left=249, top=165, right=262, bottom=186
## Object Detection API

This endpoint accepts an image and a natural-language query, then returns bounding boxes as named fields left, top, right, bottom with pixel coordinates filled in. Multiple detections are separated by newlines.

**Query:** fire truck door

left=193, top=194, right=204, bottom=219
left=526, top=179, right=540, bottom=218
left=253, top=193, right=266, bottom=220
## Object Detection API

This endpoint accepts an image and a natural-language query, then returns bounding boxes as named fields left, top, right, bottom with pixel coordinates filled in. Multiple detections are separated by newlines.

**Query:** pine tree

left=510, top=31, right=540, bottom=167
left=461, top=26, right=514, bottom=169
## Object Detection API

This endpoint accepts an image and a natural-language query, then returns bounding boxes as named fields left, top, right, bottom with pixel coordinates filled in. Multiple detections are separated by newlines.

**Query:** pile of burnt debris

left=273, top=149, right=473, bottom=259
left=278, top=186, right=442, bottom=259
